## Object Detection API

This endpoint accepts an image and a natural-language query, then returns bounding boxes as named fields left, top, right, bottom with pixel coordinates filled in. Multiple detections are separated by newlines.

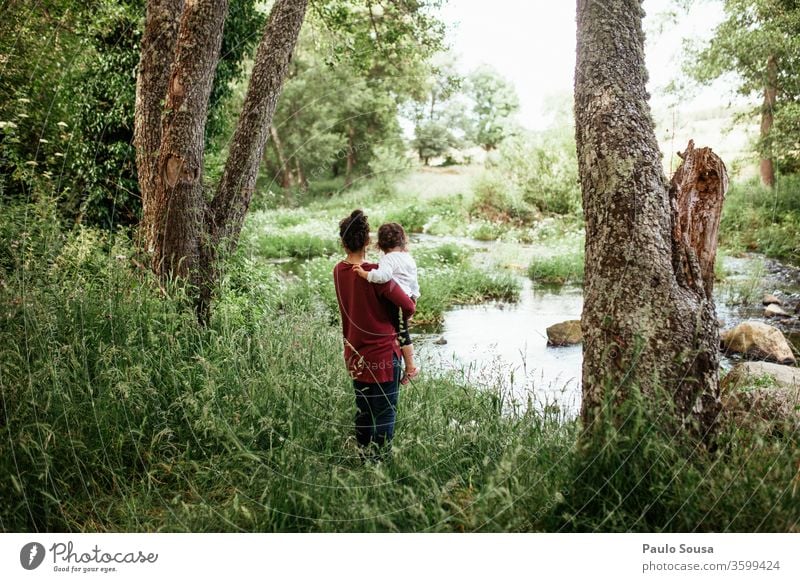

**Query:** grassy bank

left=720, top=176, right=800, bottom=264
left=1, top=199, right=798, bottom=532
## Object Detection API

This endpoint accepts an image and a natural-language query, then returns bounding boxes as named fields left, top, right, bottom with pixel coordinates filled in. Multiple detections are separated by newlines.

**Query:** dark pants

left=353, top=355, right=401, bottom=457
left=391, top=298, right=416, bottom=348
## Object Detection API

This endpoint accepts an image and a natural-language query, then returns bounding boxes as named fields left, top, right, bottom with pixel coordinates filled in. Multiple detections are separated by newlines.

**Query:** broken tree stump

left=669, top=139, right=729, bottom=299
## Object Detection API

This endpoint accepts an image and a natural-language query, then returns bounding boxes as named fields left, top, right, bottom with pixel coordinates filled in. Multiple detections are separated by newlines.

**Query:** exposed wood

left=149, top=0, right=228, bottom=279
left=670, top=140, right=728, bottom=298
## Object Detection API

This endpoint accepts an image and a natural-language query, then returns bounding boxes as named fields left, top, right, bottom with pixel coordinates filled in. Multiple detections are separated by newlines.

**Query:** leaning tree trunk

left=134, top=0, right=184, bottom=254
left=149, top=0, right=228, bottom=279
left=575, top=0, right=727, bottom=442
left=196, top=0, right=308, bottom=320
left=759, top=54, right=777, bottom=189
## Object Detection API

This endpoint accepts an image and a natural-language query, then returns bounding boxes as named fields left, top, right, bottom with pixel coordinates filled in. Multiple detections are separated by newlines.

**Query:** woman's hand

left=352, top=264, right=369, bottom=279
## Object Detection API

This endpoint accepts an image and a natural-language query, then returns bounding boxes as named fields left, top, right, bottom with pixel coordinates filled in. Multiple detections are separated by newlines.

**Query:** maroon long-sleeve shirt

left=333, top=260, right=416, bottom=384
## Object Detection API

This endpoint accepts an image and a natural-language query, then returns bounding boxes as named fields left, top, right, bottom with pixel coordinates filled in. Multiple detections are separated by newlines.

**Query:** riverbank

left=1, top=170, right=798, bottom=532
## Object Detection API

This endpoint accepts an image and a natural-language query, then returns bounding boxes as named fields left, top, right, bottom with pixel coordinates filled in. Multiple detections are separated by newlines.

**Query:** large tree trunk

left=133, top=0, right=307, bottom=322
left=575, top=0, right=727, bottom=442
left=760, top=54, right=777, bottom=188
left=134, top=0, right=184, bottom=253
left=149, top=0, right=228, bottom=279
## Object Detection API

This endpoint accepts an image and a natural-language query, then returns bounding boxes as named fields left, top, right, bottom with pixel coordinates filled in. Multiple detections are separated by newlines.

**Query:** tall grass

left=528, top=252, right=585, bottom=285
left=2, top=199, right=797, bottom=532
left=720, top=176, right=800, bottom=264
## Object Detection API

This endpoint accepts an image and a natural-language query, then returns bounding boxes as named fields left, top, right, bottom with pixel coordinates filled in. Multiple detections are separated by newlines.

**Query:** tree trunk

left=269, top=125, right=294, bottom=188
left=575, top=0, right=726, bottom=442
left=196, top=0, right=308, bottom=322
left=208, top=0, right=308, bottom=250
left=344, top=123, right=355, bottom=187
left=149, top=0, right=228, bottom=279
left=294, top=157, right=307, bottom=189
left=134, top=0, right=184, bottom=253
left=760, top=54, right=777, bottom=188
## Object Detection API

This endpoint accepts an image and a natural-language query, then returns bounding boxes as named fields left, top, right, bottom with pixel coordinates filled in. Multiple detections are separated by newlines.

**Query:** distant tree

left=466, top=65, right=520, bottom=151
left=576, top=0, right=727, bottom=441
left=684, top=0, right=800, bottom=185
left=412, top=120, right=453, bottom=165
left=262, top=2, right=445, bottom=188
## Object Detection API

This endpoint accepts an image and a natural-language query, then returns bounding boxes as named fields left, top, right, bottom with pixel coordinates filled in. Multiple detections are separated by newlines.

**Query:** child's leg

left=399, top=311, right=419, bottom=381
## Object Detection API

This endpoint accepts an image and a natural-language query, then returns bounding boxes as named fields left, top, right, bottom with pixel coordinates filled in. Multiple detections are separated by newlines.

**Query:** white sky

left=441, top=0, right=737, bottom=129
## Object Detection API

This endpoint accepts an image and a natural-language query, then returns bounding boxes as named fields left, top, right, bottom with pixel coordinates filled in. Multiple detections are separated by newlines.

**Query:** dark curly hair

left=339, top=209, right=370, bottom=253
left=376, top=222, right=407, bottom=253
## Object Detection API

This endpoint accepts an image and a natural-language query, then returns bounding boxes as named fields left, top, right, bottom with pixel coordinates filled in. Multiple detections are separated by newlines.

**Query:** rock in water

left=433, top=336, right=448, bottom=345
left=764, top=303, right=790, bottom=318
left=762, top=293, right=781, bottom=306
left=720, top=321, right=796, bottom=364
left=546, top=320, right=582, bottom=346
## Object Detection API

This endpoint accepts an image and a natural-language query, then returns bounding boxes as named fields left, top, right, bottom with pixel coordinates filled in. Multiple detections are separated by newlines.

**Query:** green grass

left=527, top=252, right=585, bottom=285
left=720, top=176, right=800, bottom=264
left=2, top=192, right=798, bottom=533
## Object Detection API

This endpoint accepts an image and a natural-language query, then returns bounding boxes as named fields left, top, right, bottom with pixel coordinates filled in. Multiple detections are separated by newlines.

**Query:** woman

left=333, top=209, right=416, bottom=459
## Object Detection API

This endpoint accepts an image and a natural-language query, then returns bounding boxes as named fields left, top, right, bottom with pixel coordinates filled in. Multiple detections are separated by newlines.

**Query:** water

left=418, top=278, right=584, bottom=416
left=419, top=253, right=800, bottom=417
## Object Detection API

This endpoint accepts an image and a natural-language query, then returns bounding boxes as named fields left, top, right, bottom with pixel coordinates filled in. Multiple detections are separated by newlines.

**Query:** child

left=353, top=222, right=420, bottom=384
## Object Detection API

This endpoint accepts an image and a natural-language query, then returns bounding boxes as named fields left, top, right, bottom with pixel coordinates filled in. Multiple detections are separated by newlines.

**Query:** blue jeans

left=353, top=355, right=401, bottom=456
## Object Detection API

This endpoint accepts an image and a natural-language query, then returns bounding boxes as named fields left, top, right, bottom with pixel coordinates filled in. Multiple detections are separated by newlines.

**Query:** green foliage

left=3, top=199, right=797, bottom=532
left=0, top=0, right=265, bottom=228
left=685, top=0, right=800, bottom=172
left=555, top=383, right=800, bottom=532
left=412, top=121, right=457, bottom=165
left=720, top=176, right=800, bottom=263
left=493, top=130, right=581, bottom=215
left=466, top=65, right=520, bottom=151
left=528, top=252, right=585, bottom=286
left=261, top=2, right=446, bottom=189
left=470, top=171, right=537, bottom=225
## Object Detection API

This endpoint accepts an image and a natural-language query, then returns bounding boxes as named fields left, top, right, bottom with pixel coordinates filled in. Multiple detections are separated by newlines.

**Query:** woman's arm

left=375, top=279, right=416, bottom=319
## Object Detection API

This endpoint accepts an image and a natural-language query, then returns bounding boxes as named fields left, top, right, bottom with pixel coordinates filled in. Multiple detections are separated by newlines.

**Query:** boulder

left=764, top=303, right=791, bottom=318
left=721, top=362, right=800, bottom=431
left=762, top=293, right=781, bottom=306
left=721, top=361, right=800, bottom=392
left=546, top=320, right=582, bottom=346
left=433, top=336, right=448, bottom=345
left=720, top=321, right=796, bottom=365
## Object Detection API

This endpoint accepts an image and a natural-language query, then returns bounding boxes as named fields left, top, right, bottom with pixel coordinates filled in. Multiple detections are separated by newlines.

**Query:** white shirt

left=367, top=251, right=420, bottom=299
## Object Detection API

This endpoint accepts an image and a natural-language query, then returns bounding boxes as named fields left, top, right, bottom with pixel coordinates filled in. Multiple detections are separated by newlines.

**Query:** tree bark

left=208, top=0, right=308, bottom=250
left=269, top=125, right=294, bottom=188
left=345, top=123, right=355, bottom=187
left=134, top=0, right=184, bottom=253
left=196, top=0, right=307, bottom=322
left=148, top=0, right=228, bottom=279
left=759, top=54, right=777, bottom=188
left=575, top=0, right=726, bottom=442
